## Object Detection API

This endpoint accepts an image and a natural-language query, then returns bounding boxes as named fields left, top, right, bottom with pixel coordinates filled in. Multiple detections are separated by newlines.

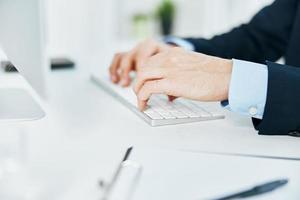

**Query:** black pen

left=214, top=179, right=289, bottom=200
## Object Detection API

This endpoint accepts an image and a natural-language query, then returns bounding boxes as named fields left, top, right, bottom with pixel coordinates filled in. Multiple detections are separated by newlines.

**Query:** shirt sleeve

left=163, top=36, right=195, bottom=51
left=222, top=59, right=268, bottom=119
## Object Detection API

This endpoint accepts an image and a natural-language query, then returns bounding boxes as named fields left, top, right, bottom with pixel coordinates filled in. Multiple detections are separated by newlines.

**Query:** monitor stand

left=0, top=88, right=45, bottom=122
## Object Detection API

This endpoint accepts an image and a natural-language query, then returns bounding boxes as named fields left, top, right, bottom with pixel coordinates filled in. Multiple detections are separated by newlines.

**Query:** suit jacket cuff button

left=249, top=106, right=258, bottom=116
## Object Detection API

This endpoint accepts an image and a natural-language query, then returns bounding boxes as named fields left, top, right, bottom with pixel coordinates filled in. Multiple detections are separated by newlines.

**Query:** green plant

left=132, top=13, right=151, bottom=39
left=156, top=0, right=176, bottom=35
left=156, top=0, right=175, bottom=22
left=133, top=13, right=149, bottom=22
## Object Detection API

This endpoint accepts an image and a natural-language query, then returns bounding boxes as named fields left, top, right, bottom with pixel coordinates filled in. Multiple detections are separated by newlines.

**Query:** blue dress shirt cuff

left=224, top=59, right=268, bottom=119
left=163, top=36, right=195, bottom=51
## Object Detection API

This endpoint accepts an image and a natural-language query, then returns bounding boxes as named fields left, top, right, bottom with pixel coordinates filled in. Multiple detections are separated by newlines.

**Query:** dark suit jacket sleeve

left=184, top=0, right=299, bottom=64
left=252, top=61, right=300, bottom=136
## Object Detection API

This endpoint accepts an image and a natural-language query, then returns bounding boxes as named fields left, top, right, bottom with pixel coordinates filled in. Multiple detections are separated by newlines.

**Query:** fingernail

left=137, top=100, right=143, bottom=111
left=138, top=101, right=147, bottom=111
left=139, top=105, right=144, bottom=111
left=133, top=85, right=137, bottom=94
left=111, top=75, right=117, bottom=82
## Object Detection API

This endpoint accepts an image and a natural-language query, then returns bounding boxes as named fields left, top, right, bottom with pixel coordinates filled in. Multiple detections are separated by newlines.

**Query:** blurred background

left=0, top=0, right=275, bottom=71
left=45, top=0, right=274, bottom=69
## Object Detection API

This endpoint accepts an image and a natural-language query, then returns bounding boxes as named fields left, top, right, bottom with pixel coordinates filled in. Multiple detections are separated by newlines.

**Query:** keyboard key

left=156, top=111, right=176, bottom=119
left=179, top=101, right=212, bottom=117
left=169, top=110, right=189, bottom=119
left=177, top=107, right=200, bottom=118
left=211, top=113, right=224, bottom=118
left=143, top=95, right=217, bottom=120
left=193, top=107, right=212, bottom=117
left=144, top=109, right=164, bottom=120
left=151, top=106, right=176, bottom=119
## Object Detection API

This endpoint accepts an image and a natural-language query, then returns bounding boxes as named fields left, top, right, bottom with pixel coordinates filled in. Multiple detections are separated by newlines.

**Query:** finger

left=137, top=79, right=171, bottom=111
left=134, top=52, right=169, bottom=93
left=119, top=52, right=135, bottom=87
left=109, top=53, right=123, bottom=83
left=135, top=45, right=159, bottom=68
left=134, top=38, right=174, bottom=69
left=134, top=67, right=169, bottom=94
left=135, top=47, right=167, bottom=70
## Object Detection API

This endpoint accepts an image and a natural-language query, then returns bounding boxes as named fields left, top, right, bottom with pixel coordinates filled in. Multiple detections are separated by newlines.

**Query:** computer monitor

left=0, top=0, right=47, bottom=121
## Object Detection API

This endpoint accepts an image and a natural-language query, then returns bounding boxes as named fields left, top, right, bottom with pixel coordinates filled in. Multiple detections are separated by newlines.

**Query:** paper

left=107, top=147, right=300, bottom=200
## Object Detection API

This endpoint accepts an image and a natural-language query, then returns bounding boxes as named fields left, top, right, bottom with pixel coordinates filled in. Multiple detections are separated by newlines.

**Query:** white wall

left=46, top=0, right=117, bottom=66
left=175, top=0, right=274, bottom=37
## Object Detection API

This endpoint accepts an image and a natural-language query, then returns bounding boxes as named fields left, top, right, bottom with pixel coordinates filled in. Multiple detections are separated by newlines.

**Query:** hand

left=109, top=39, right=175, bottom=87
left=134, top=48, right=233, bottom=111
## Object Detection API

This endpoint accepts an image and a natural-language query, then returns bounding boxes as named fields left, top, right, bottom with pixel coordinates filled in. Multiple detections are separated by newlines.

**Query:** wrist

left=223, top=58, right=233, bottom=73
left=222, top=59, right=233, bottom=100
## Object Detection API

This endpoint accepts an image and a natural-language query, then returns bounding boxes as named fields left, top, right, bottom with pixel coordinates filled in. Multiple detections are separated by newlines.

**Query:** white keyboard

left=91, top=75, right=225, bottom=126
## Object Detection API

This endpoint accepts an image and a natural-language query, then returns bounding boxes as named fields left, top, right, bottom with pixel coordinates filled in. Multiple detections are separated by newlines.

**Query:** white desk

left=0, top=68, right=299, bottom=200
